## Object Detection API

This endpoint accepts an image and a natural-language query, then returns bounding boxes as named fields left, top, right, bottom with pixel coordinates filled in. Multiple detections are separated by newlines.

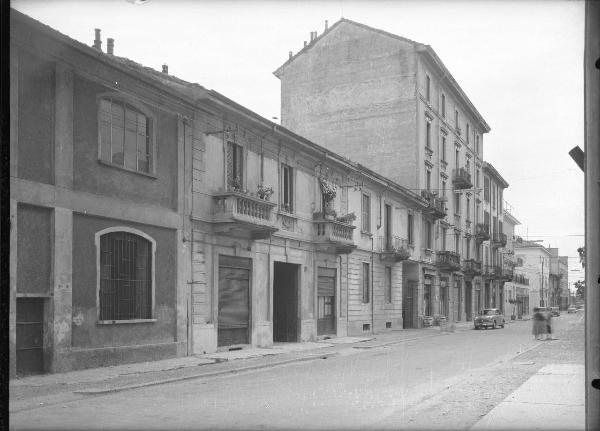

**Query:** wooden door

left=317, top=268, right=336, bottom=335
left=218, top=256, right=250, bottom=347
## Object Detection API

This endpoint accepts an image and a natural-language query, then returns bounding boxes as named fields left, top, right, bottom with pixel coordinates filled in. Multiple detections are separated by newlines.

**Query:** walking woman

left=532, top=307, right=546, bottom=340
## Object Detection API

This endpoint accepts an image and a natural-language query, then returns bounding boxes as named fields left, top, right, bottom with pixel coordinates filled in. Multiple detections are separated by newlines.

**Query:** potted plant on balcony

left=319, top=178, right=337, bottom=217
left=335, top=212, right=356, bottom=225
left=256, top=184, right=274, bottom=201
left=228, top=176, right=243, bottom=193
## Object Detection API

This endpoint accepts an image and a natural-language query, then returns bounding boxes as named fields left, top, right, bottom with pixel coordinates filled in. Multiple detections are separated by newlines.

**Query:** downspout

left=346, top=254, right=349, bottom=331
left=371, top=236, right=374, bottom=333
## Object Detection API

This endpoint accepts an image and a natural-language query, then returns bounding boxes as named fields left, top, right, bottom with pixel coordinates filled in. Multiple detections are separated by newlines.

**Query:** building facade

left=274, top=18, right=503, bottom=325
left=514, top=241, right=552, bottom=312
left=10, top=10, right=194, bottom=376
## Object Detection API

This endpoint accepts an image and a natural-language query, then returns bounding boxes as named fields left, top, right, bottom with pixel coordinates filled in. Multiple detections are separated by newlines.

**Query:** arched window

left=98, top=97, right=153, bottom=174
left=97, top=229, right=154, bottom=321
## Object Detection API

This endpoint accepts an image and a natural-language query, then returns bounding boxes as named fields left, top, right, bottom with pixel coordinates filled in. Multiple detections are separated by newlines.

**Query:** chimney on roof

left=325, top=20, right=328, bottom=31
left=93, top=28, right=102, bottom=51
left=288, top=51, right=293, bottom=59
left=106, top=38, right=114, bottom=55
left=162, top=64, right=168, bottom=74
left=310, top=31, right=316, bottom=42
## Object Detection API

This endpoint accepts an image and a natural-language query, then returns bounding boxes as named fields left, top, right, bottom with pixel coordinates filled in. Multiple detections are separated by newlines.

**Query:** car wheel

left=493, top=321, right=497, bottom=329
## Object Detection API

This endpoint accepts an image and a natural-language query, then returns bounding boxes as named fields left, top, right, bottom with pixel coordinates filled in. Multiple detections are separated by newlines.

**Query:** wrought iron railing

left=437, top=251, right=461, bottom=270
left=452, top=167, right=472, bottom=189
left=377, top=236, right=411, bottom=261
left=475, top=223, right=490, bottom=242
left=462, top=259, right=482, bottom=274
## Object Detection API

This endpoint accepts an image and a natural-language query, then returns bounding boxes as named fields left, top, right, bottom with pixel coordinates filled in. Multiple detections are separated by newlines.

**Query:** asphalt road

left=10, top=313, right=584, bottom=430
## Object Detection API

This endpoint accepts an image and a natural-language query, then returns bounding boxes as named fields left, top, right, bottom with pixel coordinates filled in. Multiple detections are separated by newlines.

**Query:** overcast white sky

left=12, top=0, right=586, bottom=283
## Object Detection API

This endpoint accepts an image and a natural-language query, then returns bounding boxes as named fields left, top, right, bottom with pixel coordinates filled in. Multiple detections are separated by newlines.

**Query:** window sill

left=98, top=160, right=158, bottom=179
left=97, top=319, right=157, bottom=325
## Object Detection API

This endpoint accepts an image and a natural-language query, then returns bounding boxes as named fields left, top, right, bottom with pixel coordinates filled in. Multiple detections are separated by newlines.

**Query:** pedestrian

left=532, top=307, right=546, bottom=340
left=545, top=308, right=553, bottom=340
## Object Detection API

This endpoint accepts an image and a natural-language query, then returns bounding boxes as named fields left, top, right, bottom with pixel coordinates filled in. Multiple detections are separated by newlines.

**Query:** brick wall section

left=279, top=22, right=419, bottom=189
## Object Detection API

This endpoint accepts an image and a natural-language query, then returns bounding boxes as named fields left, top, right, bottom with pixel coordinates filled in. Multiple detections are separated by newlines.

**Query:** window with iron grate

left=99, top=231, right=152, bottom=321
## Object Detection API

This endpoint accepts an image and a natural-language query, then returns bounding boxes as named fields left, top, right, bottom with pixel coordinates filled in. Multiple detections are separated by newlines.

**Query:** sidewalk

left=10, top=324, right=471, bottom=412
left=471, top=363, right=585, bottom=430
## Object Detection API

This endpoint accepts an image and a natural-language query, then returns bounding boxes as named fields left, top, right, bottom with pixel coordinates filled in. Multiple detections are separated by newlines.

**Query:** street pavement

left=9, top=314, right=584, bottom=430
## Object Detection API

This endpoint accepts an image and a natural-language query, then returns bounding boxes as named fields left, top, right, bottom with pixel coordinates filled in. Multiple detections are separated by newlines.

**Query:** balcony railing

left=483, top=265, right=495, bottom=277
left=475, top=223, right=490, bottom=243
left=513, top=274, right=530, bottom=285
left=494, top=266, right=514, bottom=281
left=452, top=167, right=473, bottom=190
left=437, top=251, right=461, bottom=271
left=212, top=191, right=278, bottom=239
left=462, top=259, right=482, bottom=275
left=378, top=236, right=411, bottom=262
left=313, top=218, right=356, bottom=254
left=491, top=232, right=507, bottom=248
left=421, top=190, right=447, bottom=220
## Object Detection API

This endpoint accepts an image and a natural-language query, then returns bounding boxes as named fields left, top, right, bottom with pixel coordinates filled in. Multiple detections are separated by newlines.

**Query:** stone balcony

left=313, top=217, right=356, bottom=254
left=436, top=251, right=461, bottom=271
left=212, top=191, right=278, bottom=239
left=475, top=223, right=490, bottom=243
left=377, top=236, right=411, bottom=262
left=421, top=190, right=447, bottom=220
left=491, top=232, right=507, bottom=248
left=452, top=167, right=473, bottom=190
left=462, top=259, right=482, bottom=275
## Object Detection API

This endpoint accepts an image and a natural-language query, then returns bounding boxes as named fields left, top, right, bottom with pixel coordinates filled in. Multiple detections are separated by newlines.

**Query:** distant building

left=514, top=241, right=552, bottom=311
left=502, top=207, right=531, bottom=318
left=548, top=248, right=569, bottom=310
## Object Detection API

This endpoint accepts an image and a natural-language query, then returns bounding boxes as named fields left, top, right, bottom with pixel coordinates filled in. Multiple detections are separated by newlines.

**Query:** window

left=407, top=213, right=414, bottom=245
left=362, top=262, right=370, bottom=303
left=281, top=164, right=294, bottom=212
left=455, top=233, right=460, bottom=254
left=466, top=124, right=470, bottom=143
left=426, top=75, right=431, bottom=102
left=455, top=109, right=459, bottom=128
left=362, top=193, right=371, bottom=233
left=426, top=120, right=431, bottom=148
left=499, top=190, right=503, bottom=212
left=441, top=135, right=447, bottom=162
left=492, top=184, right=496, bottom=209
left=476, top=203, right=480, bottom=224
left=476, top=135, right=480, bottom=154
left=441, top=226, right=447, bottom=251
left=99, top=98, right=153, bottom=174
left=425, top=220, right=432, bottom=249
left=455, top=148, right=459, bottom=169
left=442, top=180, right=446, bottom=199
left=441, top=94, right=446, bottom=117
left=454, top=193, right=460, bottom=214
left=98, top=229, right=154, bottom=321
left=476, top=169, right=480, bottom=188
left=484, top=210, right=490, bottom=228
left=466, top=197, right=471, bottom=221
left=227, top=142, right=244, bottom=190
left=385, top=266, right=392, bottom=304
left=466, top=237, right=471, bottom=259
left=484, top=177, right=490, bottom=202
left=426, top=170, right=431, bottom=192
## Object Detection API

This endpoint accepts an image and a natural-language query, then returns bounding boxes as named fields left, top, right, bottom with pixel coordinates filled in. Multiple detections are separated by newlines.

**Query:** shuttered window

left=227, top=142, right=244, bottom=190
left=362, top=194, right=371, bottom=233
left=385, top=266, right=392, bottom=304
left=362, top=262, right=370, bottom=303
left=282, top=164, right=294, bottom=212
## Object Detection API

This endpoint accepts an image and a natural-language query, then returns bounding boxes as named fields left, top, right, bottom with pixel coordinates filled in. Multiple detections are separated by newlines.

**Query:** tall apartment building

left=481, top=162, right=510, bottom=310
left=502, top=206, right=531, bottom=318
left=274, top=19, right=498, bottom=325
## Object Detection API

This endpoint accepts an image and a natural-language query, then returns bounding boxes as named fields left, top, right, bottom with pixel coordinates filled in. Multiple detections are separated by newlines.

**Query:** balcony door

left=384, top=204, right=392, bottom=250
left=317, top=267, right=336, bottom=335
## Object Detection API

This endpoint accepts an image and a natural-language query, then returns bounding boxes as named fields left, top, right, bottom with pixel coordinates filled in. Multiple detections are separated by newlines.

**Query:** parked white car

left=474, top=308, right=505, bottom=329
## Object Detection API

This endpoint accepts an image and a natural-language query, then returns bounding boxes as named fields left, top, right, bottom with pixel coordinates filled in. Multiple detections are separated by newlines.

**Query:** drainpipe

left=346, top=254, right=349, bottom=332
left=371, top=236, right=374, bottom=333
